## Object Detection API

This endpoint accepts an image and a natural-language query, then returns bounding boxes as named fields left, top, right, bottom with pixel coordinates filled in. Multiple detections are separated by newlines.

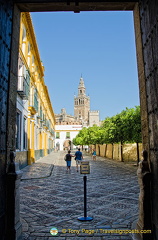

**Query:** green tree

left=102, top=106, right=141, bottom=144
left=101, top=106, right=141, bottom=162
left=73, top=125, right=104, bottom=146
left=72, top=127, right=88, bottom=146
left=125, top=106, right=141, bottom=163
left=73, top=106, right=141, bottom=162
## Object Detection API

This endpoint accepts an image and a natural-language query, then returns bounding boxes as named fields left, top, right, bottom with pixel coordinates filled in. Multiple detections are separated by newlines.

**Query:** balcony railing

left=17, top=76, right=30, bottom=99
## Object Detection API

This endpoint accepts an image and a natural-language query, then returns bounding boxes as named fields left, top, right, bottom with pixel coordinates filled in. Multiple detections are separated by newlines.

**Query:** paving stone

left=102, top=237, right=121, bottom=240
left=28, top=227, right=35, bottom=233
left=79, top=238, right=101, bottom=240
left=20, top=151, right=139, bottom=239
left=48, top=238, right=65, bottom=240
left=121, top=236, right=132, bottom=240
left=31, top=233, right=47, bottom=237
left=22, top=232, right=30, bottom=240
left=84, top=238, right=102, bottom=240
left=44, top=233, right=60, bottom=237
left=111, top=224, right=128, bottom=228
left=60, top=233, right=77, bottom=237
left=35, top=238, right=49, bottom=240
left=96, top=225, right=111, bottom=229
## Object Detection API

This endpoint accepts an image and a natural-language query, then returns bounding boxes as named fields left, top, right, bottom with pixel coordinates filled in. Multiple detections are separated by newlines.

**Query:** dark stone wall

left=6, top=4, right=20, bottom=159
left=5, top=4, right=21, bottom=239
left=139, top=0, right=158, bottom=238
left=15, top=0, right=137, bottom=12
left=0, top=1, right=13, bottom=238
left=0, top=2, right=21, bottom=239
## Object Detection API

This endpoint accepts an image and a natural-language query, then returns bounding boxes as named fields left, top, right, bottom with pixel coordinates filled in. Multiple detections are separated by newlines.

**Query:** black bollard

left=78, top=175, right=93, bottom=221
left=84, top=176, right=87, bottom=218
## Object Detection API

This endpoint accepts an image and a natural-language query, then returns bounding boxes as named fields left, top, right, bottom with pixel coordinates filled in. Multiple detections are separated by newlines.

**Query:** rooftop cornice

left=22, top=12, right=44, bottom=77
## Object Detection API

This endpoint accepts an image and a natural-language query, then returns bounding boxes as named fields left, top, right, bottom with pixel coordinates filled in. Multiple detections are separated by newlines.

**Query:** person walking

left=75, top=148, right=83, bottom=172
left=65, top=150, right=74, bottom=173
left=92, top=149, right=96, bottom=160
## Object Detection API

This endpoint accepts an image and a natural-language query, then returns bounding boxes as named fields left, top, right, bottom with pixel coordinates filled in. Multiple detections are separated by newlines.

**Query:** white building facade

left=55, top=125, right=82, bottom=151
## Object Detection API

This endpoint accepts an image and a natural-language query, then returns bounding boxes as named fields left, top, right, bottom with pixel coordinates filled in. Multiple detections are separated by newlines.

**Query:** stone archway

left=1, top=1, right=158, bottom=239
left=63, top=140, right=72, bottom=150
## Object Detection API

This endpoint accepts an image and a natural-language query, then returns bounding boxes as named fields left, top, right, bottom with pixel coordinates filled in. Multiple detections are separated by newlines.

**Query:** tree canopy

left=72, top=106, right=142, bottom=146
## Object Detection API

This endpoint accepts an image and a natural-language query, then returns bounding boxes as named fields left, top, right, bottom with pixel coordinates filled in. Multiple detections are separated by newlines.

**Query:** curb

left=21, top=164, right=54, bottom=181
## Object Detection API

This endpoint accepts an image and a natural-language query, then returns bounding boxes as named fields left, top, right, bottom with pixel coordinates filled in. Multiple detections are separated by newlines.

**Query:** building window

left=66, top=132, right=70, bottom=139
left=34, top=88, right=38, bottom=112
left=16, top=112, right=21, bottom=150
left=56, top=132, right=60, bottom=139
left=23, top=117, right=27, bottom=150
left=17, top=64, right=30, bottom=99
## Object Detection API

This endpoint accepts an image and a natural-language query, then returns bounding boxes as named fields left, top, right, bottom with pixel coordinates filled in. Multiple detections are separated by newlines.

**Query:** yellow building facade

left=16, top=12, right=55, bottom=167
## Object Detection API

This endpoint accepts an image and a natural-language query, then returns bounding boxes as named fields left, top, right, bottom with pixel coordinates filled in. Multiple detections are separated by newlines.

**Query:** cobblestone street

left=20, top=151, right=139, bottom=240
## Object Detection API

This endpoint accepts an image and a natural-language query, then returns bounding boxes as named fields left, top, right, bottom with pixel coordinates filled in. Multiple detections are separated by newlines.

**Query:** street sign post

left=80, top=161, right=90, bottom=174
left=78, top=161, right=93, bottom=221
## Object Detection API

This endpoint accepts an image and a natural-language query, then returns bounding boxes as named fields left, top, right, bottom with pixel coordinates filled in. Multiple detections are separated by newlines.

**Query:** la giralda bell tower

left=74, top=77, right=90, bottom=125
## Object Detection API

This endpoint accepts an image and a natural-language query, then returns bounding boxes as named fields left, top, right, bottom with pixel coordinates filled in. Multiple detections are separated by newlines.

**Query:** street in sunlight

left=20, top=150, right=139, bottom=240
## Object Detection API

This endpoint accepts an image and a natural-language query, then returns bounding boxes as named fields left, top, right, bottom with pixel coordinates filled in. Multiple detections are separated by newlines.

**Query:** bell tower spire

left=74, top=76, right=90, bottom=125
left=78, top=76, right=86, bottom=96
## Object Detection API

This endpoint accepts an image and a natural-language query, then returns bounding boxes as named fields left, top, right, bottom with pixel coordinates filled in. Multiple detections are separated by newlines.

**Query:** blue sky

left=31, top=11, right=140, bottom=121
